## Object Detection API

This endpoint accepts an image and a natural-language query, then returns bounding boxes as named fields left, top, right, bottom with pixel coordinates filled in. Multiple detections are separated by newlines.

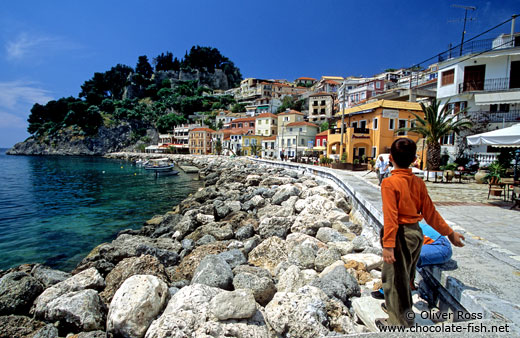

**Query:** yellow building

left=328, top=100, right=425, bottom=163
left=242, top=135, right=264, bottom=156
left=189, top=127, right=215, bottom=155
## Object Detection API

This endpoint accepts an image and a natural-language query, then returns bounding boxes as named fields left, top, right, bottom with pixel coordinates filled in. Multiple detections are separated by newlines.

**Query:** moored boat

left=144, top=158, right=176, bottom=172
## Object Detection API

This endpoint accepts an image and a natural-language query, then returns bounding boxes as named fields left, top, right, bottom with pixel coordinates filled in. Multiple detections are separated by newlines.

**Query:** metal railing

left=438, top=38, right=494, bottom=62
left=458, top=77, right=517, bottom=93
left=353, top=127, right=370, bottom=134
left=466, top=110, right=520, bottom=123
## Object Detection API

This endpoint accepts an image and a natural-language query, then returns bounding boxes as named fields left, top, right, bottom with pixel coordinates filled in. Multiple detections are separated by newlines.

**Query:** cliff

left=7, top=121, right=158, bottom=156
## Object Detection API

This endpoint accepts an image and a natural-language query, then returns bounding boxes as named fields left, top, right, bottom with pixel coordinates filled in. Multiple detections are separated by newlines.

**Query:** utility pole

left=339, top=83, right=346, bottom=157
left=452, top=4, right=476, bottom=55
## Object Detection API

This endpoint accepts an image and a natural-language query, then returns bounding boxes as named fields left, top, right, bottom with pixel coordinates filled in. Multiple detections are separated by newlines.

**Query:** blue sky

left=1, top=0, right=518, bottom=147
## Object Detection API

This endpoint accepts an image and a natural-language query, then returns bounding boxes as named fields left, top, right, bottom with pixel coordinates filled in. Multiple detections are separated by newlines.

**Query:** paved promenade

left=253, top=159, right=520, bottom=334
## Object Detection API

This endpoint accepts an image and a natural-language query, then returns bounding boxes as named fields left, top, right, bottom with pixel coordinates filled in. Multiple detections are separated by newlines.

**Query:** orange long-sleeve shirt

left=380, top=168, right=453, bottom=248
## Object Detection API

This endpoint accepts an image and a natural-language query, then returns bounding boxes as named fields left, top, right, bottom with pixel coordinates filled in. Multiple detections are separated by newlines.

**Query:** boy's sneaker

left=381, top=302, right=388, bottom=314
left=371, top=290, right=384, bottom=300
left=375, top=318, right=390, bottom=331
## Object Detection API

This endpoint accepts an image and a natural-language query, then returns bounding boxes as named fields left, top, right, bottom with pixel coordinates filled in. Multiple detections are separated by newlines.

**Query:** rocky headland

left=0, top=155, right=385, bottom=337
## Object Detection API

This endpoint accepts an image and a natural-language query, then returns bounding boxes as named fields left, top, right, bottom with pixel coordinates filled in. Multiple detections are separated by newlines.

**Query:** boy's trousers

left=381, top=222, right=423, bottom=327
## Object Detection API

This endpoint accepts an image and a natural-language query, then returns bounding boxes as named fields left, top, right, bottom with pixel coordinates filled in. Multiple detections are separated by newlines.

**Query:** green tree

left=79, top=64, right=133, bottom=105
left=217, top=120, right=224, bottom=130
left=276, top=96, right=304, bottom=113
left=154, top=52, right=175, bottom=71
left=136, top=55, right=153, bottom=79
left=250, top=142, right=262, bottom=156
left=397, top=100, right=472, bottom=170
left=156, top=113, right=185, bottom=133
left=320, top=121, right=329, bottom=132
left=231, top=103, right=246, bottom=113
left=215, top=138, right=222, bottom=155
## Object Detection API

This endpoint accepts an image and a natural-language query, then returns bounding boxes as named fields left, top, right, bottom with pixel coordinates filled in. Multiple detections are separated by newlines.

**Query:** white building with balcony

left=436, top=32, right=520, bottom=157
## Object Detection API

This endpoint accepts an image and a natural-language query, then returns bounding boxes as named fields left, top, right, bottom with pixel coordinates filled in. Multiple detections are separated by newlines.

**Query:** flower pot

left=475, top=170, right=488, bottom=184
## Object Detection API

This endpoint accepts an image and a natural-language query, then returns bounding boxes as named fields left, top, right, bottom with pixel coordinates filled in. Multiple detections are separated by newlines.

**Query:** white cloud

left=0, top=81, right=53, bottom=109
left=5, top=32, right=81, bottom=61
left=0, top=110, right=26, bottom=128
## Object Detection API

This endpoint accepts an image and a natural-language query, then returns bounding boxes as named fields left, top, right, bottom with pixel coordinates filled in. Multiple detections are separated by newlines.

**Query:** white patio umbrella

left=467, top=123, right=520, bottom=147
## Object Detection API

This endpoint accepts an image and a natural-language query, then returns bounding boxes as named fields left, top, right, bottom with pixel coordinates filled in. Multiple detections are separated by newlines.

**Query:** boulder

left=191, top=255, right=233, bottom=290
left=264, top=286, right=331, bottom=337
left=195, top=213, right=215, bottom=225
left=174, top=242, right=228, bottom=281
left=342, top=253, right=383, bottom=271
left=209, top=289, right=257, bottom=320
left=242, top=235, right=261, bottom=255
left=352, top=296, right=387, bottom=332
left=195, top=234, right=216, bottom=246
left=257, top=216, right=293, bottom=239
left=310, top=265, right=360, bottom=303
left=288, top=245, right=316, bottom=269
left=286, top=232, right=327, bottom=252
left=271, top=184, right=300, bottom=205
left=233, top=273, right=276, bottom=306
left=328, top=241, right=355, bottom=255
left=235, top=224, right=254, bottom=240
left=31, top=264, right=71, bottom=288
left=32, top=324, right=59, bottom=338
left=314, top=247, right=342, bottom=272
left=260, top=176, right=295, bottom=187
left=135, top=245, right=179, bottom=267
left=0, top=315, right=45, bottom=338
left=291, top=216, right=331, bottom=236
left=99, top=255, right=169, bottom=304
left=316, top=227, right=348, bottom=243
left=232, top=265, right=272, bottom=279
left=277, top=265, right=318, bottom=293
left=44, top=289, right=105, bottom=332
left=107, top=275, right=169, bottom=338
left=352, top=236, right=371, bottom=252
left=248, top=237, right=288, bottom=275
left=69, top=331, right=106, bottom=338
left=144, top=284, right=223, bottom=338
left=0, top=272, right=44, bottom=315
left=217, top=249, right=246, bottom=269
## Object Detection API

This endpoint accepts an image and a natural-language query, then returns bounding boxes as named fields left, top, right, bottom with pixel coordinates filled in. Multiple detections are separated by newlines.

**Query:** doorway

left=510, top=61, right=520, bottom=89
left=463, top=65, right=485, bottom=91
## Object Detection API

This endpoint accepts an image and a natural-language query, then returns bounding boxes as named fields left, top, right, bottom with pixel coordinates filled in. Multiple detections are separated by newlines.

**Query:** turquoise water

left=0, top=149, right=202, bottom=271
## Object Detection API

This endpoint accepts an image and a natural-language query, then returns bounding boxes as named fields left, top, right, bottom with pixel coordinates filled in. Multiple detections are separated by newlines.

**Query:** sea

left=0, top=149, right=202, bottom=272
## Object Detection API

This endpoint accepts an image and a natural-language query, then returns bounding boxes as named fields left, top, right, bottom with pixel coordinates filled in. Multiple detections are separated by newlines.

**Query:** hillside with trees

left=8, top=46, right=243, bottom=155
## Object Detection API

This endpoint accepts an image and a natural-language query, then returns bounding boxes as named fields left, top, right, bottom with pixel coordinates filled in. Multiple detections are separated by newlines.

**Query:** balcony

left=438, top=38, right=494, bottom=62
left=353, top=127, right=370, bottom=134
left=466, top=110, right=520, bottom=123
left=458, top=77, right=519, bottom=93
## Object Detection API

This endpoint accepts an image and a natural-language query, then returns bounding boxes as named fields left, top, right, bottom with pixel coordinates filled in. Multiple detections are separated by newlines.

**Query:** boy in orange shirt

left=377, top=138, right=465, bottom=328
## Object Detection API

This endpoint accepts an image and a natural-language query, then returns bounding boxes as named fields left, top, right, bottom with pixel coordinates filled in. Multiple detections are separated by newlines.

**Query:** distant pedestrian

left=375, top=155, right=390, bottom=186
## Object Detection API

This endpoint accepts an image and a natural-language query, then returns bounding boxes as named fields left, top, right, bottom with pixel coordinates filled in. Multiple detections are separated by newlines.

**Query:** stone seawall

left=0, top=154, right=385, bottom=337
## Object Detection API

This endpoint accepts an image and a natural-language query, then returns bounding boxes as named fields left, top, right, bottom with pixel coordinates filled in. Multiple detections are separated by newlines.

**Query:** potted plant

left=441, top=163, right=457, bottom=182
left=475, top=166, right=489, bottom=184
left=368, top=159, right=376, bottom=170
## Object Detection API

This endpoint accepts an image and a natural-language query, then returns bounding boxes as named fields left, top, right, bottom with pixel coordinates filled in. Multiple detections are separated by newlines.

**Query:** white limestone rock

left=107, top=275, right=169, bottom=338
left=33, top=267, right=104, bottom=318
left=341, top=253, right=383, bottom=271
left=209, top=289, right=257, bottom=320
left=248, top=236, right=288, bottom=275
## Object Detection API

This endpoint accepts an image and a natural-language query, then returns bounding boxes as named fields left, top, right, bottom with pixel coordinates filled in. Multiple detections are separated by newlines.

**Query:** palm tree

left=397, top=100, right=472, bottom=170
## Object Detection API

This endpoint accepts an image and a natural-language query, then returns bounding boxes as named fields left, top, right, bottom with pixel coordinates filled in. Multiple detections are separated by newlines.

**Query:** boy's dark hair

left=390, top=138, right=417, bottom=168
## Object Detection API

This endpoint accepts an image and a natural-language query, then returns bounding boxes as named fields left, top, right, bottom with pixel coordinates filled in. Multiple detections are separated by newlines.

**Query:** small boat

left=144, top=158, right=176, bottom=172
left=135, top=159, right=149, bottom=167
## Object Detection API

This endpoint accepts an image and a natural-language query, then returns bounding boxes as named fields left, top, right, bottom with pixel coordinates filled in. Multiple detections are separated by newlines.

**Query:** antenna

left=452, top=4, right=477, bottom=55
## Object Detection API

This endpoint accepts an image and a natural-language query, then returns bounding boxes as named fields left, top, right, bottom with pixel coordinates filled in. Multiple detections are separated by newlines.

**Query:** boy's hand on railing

left=448, top=231, right=465, bottom=247
left=382, top=247, right=396, bottom=264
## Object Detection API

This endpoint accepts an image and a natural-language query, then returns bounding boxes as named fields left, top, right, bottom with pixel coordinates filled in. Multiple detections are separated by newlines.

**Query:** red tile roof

left=316, top=130, right=328, bottom=136
left=286, top=121, right=319, bottom=128
left=309, top=92, right=335, bottom=97
left=278, top=110, right=304, bottom=116
left=256, top=113, right=277, bottom=118
left=232, top=117, right=256, bottom=123
left=263, top=136, right=277, bottom=140
left=296, top=77, right=317, bottom=81
left=324, top=80, right=339, bottom=85
left=191, top=128, right=216, bottom=133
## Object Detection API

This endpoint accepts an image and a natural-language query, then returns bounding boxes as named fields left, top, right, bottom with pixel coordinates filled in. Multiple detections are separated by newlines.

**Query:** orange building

left=189, top=127, right=215, bottom=155
left=328, top=100, right=425, bottom=163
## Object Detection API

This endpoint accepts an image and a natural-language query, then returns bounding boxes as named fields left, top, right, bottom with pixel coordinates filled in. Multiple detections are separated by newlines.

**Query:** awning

left=474, top=92, right=520, bottom=105
left=492, top=144, right=520, bottom=148
left=467, top=123, right=520, bottom=145
left=313, top=146, right=326, bottom=151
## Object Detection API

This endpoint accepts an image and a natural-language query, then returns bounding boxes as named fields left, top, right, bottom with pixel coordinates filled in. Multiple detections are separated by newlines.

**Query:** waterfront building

left=435, top=32, right=520, bottom=160
left=295, top=77, right=317, bottom=87
left=308, top=92, right=336, bottom=124
left=242, top=134, right=264, bottom=156
left=261, top=136, right=277, bottom=158
left=255, top=112, right=278, bottom=136
left=189, top=127, right=215, bottom=155
left=276, top=109, right=305, bottom=159
left=329, top=100, right=424, bottom=164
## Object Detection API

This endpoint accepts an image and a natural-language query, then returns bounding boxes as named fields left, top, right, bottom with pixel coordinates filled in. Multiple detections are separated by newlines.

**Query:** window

left=360, top=120, right=367, bottom=129
left=321, top=100, right=325, bottom=105
left=410, top=120, right=416, bottom=129
left=440, top=133, right=454, bottom=145
left=389, top=119, right=395, bottom=130
left=299, top=128, right=302, bottom=132
left=376, top=81, right=381, bottom=89
left=373, top=118, right=378, bottom=130
left=313, top=109, right=318, bottom=113
left=490, top=104, right=510, bottom=112
left=284, top=116, right=289, bottom=121
left=317, top=139, right=320, bottom=147
left=301, top=138, right=305, bottom=145
left=372, top=147, right=377, bottom=158
left=441, top=69, right=455, bottom=86
left=397, top=119, right=407, bottom=136
left=352, top=121, right=358, bottom=128
left=320, top=108, right=325, bottom=113
left=293, top=138, right=296, bottom=145
left=289, top=128, right=293, bottom=132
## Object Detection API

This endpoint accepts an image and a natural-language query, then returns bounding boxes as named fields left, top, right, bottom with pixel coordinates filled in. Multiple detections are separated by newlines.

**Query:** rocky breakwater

left=0, top=156, right=384, bottom=337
